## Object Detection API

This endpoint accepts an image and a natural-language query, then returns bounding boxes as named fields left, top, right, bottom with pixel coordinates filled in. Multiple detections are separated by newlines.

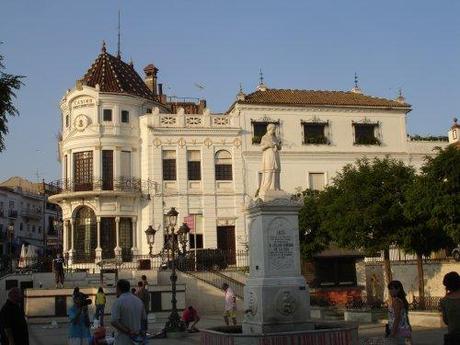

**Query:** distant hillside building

left=0, top=177, right=61, bottom=255
left=49, top=43, right=448, bottom=267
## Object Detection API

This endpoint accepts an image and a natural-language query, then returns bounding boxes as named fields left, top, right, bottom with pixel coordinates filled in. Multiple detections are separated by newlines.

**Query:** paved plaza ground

left=28, top=312, right=447, bottom=345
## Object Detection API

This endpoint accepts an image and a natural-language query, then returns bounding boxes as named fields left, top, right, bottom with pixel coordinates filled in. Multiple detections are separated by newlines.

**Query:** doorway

left=217, top=226, right=236, bottom=265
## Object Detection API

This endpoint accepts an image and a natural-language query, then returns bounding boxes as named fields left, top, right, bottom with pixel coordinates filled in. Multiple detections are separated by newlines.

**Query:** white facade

left=50, top=51, right=448, bottom=265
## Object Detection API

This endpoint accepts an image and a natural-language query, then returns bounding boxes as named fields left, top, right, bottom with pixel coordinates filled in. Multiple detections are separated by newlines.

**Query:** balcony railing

left=8, top=209, right=18, bottom=219
left=21, top=208, right=42, bottom=219
left=49, top=177, right=156, bottom=195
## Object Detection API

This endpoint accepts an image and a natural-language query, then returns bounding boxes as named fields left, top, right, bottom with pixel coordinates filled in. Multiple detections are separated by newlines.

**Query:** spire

left=351, top=72, right=362, bottom=94
left=101, top=40, right=107, bottom=53
left=117, top=10, right=121, bottom=59
left=395, top=88, right=406, bottom=104
left=257, top=68, right=268, bottom=91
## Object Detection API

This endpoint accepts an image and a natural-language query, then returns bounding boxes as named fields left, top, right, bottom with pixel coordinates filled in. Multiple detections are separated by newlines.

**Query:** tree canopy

left=0, top=51, right=24, bottom=152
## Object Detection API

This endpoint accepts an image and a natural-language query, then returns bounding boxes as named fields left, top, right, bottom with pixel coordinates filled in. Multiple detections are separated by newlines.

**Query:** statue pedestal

left=242, top=197, right=312, bottom=334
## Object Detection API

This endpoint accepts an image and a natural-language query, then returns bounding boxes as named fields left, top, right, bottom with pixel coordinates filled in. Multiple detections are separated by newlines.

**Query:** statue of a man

left=257, top=123, right=281, bottom=198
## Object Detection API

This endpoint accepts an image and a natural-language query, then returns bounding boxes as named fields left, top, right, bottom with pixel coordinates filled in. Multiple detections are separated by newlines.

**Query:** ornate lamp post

left=164, top=207, right=188, bottom=333
left=144, top=225, right=157, bottom=257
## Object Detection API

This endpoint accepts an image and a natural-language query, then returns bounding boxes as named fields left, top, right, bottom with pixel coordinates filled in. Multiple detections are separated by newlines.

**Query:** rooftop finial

left=351, top=72, right=362, bottom=94
left=117, top=10, right=121, bottom=59
left=101, top=40, right=106, bottom=53
left=129, top=57, right=134, bottom=68
left=257, top=68, right=268, bottom=91
left=396, top=88, right=406, bottom=103
left=237, top=83, right=245, bottom=101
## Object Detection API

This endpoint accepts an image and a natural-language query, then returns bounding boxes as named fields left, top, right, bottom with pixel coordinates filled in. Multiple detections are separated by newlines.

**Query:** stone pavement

left=29, top=313, right=447, bottom=345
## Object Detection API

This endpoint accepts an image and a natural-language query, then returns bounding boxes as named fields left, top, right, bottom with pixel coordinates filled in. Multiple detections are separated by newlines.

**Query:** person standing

left=135, top=281, right=150, bottom=314
left=387, top=280, right=412, bottom=345
left=441, top=271, right=460, bottom=345
left=141, top=275, right=148, bottom=289
left=68, top=294, right=91, bottom=345
left=0, top=287, right=29, bottom=345
left=95, top=287, right=106, bottom=326
left=111, top=279, right=146, bottom=345
left=53, top=253, right=65, bottom=288
left=222, top=283, right=237, bottom=326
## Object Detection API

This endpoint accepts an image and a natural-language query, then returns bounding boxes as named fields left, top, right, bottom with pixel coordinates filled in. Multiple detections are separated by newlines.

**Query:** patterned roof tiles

left=238, top=88, right=410, bottom=109
left=82, top=49, right=154, bottom=100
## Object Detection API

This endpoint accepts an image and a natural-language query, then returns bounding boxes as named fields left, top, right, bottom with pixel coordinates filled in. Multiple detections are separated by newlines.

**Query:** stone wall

left=365, top=261, right=460, bottom=301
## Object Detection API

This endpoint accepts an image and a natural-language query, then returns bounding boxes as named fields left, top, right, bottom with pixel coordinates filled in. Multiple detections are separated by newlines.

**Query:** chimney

left=158, top=83, right=167, bottom=103
left=143, top=64, right=159, bottom=96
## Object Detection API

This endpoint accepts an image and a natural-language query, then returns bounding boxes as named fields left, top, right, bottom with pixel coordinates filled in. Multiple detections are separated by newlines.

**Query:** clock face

left=74, top=114, right=89, bottom=131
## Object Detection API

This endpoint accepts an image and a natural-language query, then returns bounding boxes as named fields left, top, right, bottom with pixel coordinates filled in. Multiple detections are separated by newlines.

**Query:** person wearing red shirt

left=182, top=306, right=200, bottom=332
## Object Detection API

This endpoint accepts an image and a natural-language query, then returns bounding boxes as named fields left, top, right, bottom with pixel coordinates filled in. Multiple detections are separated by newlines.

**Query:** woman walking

left=68, top=294, right=91, bottom=345
left=95, top=287, right=106, bottom=326
left=387, top=280, right=412, bottom=344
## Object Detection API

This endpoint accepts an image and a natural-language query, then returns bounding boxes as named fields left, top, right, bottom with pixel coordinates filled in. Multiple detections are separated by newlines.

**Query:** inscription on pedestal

left=268, top=218, right=294, bottom=271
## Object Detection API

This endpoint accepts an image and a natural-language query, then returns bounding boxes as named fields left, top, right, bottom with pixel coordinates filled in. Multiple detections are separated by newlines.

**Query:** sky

left=0, top=0, right=459, bottom=182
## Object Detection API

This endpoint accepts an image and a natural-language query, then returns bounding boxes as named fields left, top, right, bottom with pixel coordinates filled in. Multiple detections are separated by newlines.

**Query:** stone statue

left=257, top=123, right=282, bottom=199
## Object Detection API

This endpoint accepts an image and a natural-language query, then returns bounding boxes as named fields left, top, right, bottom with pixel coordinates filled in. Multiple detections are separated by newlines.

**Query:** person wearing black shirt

left=0, top=287, right=29, bottom=345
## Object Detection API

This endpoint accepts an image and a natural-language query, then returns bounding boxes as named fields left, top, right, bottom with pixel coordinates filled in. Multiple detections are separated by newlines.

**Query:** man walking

left=0, top=287, right=29, bottom=345
left=222, top=283, right=237, bottom=326
left=53, top=252, right=65, bottom=288
left=111, top=279, right=146, bottom=345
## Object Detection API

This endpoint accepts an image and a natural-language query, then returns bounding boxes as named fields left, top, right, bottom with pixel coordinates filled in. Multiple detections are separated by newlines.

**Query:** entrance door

left=217, top=226, right=236, bottom=265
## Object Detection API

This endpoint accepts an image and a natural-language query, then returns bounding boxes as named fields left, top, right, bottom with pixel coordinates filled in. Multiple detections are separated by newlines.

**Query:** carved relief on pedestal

left=267, top=217, right=295, bottom=271
left=275, top=290, right=297, bottom=316
left=245, top=289, right=258, bottom=319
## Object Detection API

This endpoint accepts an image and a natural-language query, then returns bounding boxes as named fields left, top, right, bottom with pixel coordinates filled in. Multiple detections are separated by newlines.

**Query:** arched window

left=74, top=207, right=97, bottom=263
left=215, top=150, right=233, bottom=181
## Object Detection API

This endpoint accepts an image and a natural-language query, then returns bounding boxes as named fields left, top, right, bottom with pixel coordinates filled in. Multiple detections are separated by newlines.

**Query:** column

left=68, top=218, right=76, bottom=264
left=114, top=217, right=122, bottom=257
left=131, top=217, right=138, bottom=257
left=62, top=219, right=68, bottom=253
left=95, top=216, right=102, bottom=262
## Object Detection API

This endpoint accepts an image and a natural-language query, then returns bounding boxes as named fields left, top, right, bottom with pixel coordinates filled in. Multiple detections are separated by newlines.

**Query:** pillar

left=68, top=218, right=76, bottom=264
left=114, top=217, right=122, bottom=257
left=95, top=216, right=102, bottom=262
left=63, top=219, right=68, bottom=253
left=131, top=217, right=138, bottom=256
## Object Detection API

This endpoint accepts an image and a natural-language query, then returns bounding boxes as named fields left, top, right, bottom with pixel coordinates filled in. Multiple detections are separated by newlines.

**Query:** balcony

left=8, top=209, right=18, bottom=219
left=48, top=177, right=156, bottom=201
left=21, top=208, right=42, bottom=220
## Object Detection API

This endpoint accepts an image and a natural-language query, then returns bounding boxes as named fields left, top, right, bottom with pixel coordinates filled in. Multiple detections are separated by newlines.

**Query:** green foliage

left=252, top=135, right=262, bottom=144
left=0, top=51, right=24, bottom=152
left=319, top=157, right=415, bottom=255
left=405, top=146, right=460, bottom=243
left=298, top=189, right=330, bottom=258
left=304, top=136, right=328, bottom=145
left=354, top=136, right=381, bottom=145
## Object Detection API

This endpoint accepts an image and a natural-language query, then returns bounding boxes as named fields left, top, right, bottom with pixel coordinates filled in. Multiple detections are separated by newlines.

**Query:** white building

left=49, top=44, right=448, bottom=265
left=0, top=177, right=61, bottom=255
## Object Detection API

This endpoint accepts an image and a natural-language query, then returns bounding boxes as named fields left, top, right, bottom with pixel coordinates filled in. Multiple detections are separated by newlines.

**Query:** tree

left=403, top=145, right=460, bottom=304
left=319, top=157, right=416, bottom=288
left=0, top=51, right=24, bottom=152
left=298, top=189, right=330, bottom=259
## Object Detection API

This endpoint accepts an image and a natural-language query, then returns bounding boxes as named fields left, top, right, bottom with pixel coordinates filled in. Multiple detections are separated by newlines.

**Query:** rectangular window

left=120, top=151, right=131, bottom=178
left=9, top=201, right=14, bottom=209
left=309, top=173, right=325, bottom=191
left=121, top=110, right=129, bottom=123
left=215, top=151, right=233, bottom=181
left=354, top=123, right=380, bottom=145
left=303, top=122, right=328, bottom=144
left=252, top=121, right=277, bottom=144
left=73, top=151, right=93, bottom=191
left=187, top=150, right=201, bottom=181
left=162, top=150, right=177, bottom=181
left=103, top=109, right=112, bottom=122
left=102, top=150, right=113, bottom=190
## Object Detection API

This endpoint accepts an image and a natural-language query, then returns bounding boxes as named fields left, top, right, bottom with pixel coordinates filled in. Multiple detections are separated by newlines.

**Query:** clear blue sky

left=1, top=0, right=459, bottom=182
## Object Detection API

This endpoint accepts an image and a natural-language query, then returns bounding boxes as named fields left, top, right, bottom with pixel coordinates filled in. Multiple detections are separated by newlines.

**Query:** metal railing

left=410, top=296, right=442, bottom=312
left=48, top=177, right=157, bottom=195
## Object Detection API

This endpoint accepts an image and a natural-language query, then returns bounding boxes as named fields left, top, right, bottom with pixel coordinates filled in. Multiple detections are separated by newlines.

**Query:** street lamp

left=145, top=225, right=157, bottom=257
left=164, top=207, right=187, bottom=333
left=7, top=223, right=14, bottom=271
